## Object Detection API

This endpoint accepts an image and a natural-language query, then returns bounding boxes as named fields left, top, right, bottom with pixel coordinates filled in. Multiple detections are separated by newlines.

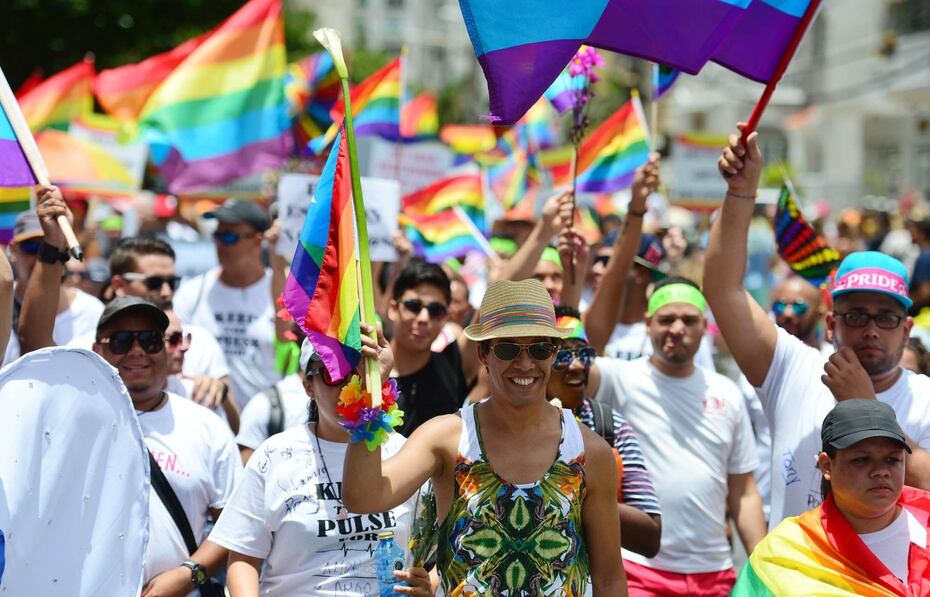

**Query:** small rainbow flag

left=18, top=58, right=94, bottom=133
left=519, top=98, right=557, bottom=151
left=96, top=0, right=292, bottom=193
left=775, top=185, right=840, bottom=287
left=401, top=207, right=491, bottom=263
left=0, top=187, right=32, bottom=245
left=311, top=57, right=401, bottom=153
left=402, top=173, right=484, bottom=222
left=284, top=51, right=340, bottom=150
left=552, top=97, right=650, bottom=193
left=544, top=57, right=587, bottom=114
left=0, top=70, right=38, bottom=245
left=652, top=64, right=680, bottom=100
left=439, top=124, right=499, bottom=156
left=283, top=125, right=361, bottom=381
left=400, top=92, right=439, bottom=141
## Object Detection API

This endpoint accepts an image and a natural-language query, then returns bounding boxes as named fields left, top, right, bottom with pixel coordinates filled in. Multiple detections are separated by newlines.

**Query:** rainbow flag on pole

left=18, top=58, right=94, bottom=133
left=401, top=207, right=492, bottom=262
left=652, top=64, right=680, bottom=100
left=775, top=185, right=840, bottom=286
left=402, top=173, right=484, bottom=218
left=95, top=0, right=292, bottom=194
left=283, top=126, right=361, bottom=381
left=284, top=51, right=341, bottom=149
left=552, top=97, right=650, bottom=193
left=0, top=69, right=38, bottom=244
left=400, top=92, right=439, bottom=141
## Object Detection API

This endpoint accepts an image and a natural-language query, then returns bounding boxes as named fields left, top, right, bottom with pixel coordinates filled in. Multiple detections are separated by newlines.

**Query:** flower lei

left=337, top=375, right=404, bottom=451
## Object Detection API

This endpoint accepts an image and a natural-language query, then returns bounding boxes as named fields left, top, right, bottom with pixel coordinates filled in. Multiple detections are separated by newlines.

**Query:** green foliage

left=344, top=48, right=396, bottom=84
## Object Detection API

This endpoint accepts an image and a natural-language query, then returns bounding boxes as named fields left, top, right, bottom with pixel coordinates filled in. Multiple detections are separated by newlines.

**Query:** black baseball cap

left=821, top=399, right=911, bottom=453
left=205, top=199, right=271, bottom=233
left=96, top=296, right=169, bottom=335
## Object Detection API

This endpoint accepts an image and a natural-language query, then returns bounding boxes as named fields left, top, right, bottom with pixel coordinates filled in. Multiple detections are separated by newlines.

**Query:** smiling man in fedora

left=342, top=279, right=628, bottom=596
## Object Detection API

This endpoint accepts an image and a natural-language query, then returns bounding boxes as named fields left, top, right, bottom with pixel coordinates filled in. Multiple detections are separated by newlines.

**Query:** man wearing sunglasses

left=705, top=126, right=930, bottom=531
left=769, top=276, right=827, bottom=354
left=587, top=276, right=764, bottom=596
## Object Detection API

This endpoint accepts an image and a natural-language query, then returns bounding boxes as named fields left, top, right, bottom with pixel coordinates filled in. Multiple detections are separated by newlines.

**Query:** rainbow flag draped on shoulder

left=283, top=125, right=361, bottom=381
left=733, top=488, right=930, bottom=596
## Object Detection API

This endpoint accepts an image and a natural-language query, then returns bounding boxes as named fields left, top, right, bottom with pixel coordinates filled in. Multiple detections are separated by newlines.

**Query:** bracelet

left=627, top=207, right=647, bottom=218
left=726, top=190, right=757, bottom=201
left=337, top=376, right=404, bottom=450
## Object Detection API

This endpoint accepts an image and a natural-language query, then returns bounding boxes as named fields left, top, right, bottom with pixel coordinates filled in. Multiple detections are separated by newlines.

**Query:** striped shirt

left=576, top=398, right=662, bottom=516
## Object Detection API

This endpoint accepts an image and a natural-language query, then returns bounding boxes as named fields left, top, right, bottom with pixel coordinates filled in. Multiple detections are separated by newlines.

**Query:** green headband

left=647, top=283, right=706, bottom=316
left=541, top=246, right=563, bottom=271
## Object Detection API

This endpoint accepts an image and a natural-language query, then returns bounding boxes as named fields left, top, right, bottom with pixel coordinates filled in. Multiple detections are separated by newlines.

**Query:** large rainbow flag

left=552, top=97, right=650, bottom=193
left=284, top=51, right=340, bottom=150
left=283, top=126, right=361, bottom=381
left=17, top=59, right=94, bottom=133
left=95, top=0, right=292, bottom=193
left=458, top=0, right=818, bottom=124
left=400, top=92, right=439, bottom=141
left=402, top=173, right=484, bottom=220
left=732, top=488, right=930, bottom=596
left=0, top=72, right=38, bottom=244
left=310, top=57, right=401, bottom=153
left=775, top=184, right=840, bottom=287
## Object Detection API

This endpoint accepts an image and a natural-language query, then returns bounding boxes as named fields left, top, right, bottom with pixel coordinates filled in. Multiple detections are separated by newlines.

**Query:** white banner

left=276, top=173, right=400, bottom=262
left=670, top=134, right=729, bottom=210
left=364, top=138, right=453, bottom=196
left=0, top=348, right=149, bottom=596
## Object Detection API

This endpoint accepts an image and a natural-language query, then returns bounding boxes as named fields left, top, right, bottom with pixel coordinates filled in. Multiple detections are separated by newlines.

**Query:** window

left=888, top=0, right=930, bottom=34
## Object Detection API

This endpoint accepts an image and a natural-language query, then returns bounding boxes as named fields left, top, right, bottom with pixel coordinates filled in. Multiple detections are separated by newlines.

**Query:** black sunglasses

left=213, top=230, right=257, bottom=246
left=122, top=273, right=182, bottom=292
left=401, top=298, right=448, bottom=320
left=98, top=330, right=165, bottom=355
left=833, top=311, right=904, bottom=330
left=491, top=341, right=557, bottom=361
left=307, top=365, right=349, bottom=387
left=17, top=239, right=42, bottom=255
left=553, top=346, right=597, bottom=371
left=166, top=331, right=191, bottom=348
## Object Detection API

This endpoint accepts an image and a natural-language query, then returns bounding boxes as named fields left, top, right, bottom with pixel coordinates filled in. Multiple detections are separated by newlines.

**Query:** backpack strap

left=266, top=385, right=284, bottom=437
left=589, top=399, right=615, bottom=447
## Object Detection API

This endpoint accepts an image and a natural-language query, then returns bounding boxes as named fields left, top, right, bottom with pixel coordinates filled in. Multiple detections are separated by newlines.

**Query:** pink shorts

left=624, top=560, right=737, bottom=597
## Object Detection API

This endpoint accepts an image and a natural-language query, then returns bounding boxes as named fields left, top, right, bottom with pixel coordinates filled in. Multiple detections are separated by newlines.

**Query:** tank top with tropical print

left=437, top=403, right=591, bottom=596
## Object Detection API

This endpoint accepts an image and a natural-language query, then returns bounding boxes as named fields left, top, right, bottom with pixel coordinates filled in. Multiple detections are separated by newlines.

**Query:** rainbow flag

left=519, top=98, right=557, bottom=152
left=652, top=64, right=680, bottom=100
left=552, top=97, right=650, bottom=193
left=439, top=124, right=499, bottom=157
left=732, top=488, right=930, bottom=596
left=0, top=187, right=32, bottom=245
left=400, top=92, right=439, bottom=141
left=544, top=55, right=588, bottom=114
left=775, top=185, right=840, bottom=287
left=403, top=174, right=484, bottom=220
left=95, top=0, right=292, bottom=193
left=401, top=208, right=489, bottom=262
left=36, top=130, right=139, bottom=197
left=284, top=51, right=340, bottom=150
left=283, top=126, right=361, bottom=381
left=310, top=57, right=401, bottom=153
left=18, top=59, right=94, bottom=133
left=0, top=73, right=38, bottom=245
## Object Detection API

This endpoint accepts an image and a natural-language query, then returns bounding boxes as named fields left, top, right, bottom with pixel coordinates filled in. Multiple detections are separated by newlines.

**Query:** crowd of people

left=5, top=123, right=930, bottom=596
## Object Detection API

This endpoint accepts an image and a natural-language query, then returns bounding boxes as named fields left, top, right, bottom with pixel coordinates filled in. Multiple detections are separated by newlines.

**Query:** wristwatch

left=181, top=559, right=208, bottom=587
left=36, top=242, right=70, bottom=265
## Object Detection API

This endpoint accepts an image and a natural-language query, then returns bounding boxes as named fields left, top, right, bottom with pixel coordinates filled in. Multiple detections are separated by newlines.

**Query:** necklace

left=137, top=391, right=167, bottom=414
left=313, top=423, right=348, bottom=521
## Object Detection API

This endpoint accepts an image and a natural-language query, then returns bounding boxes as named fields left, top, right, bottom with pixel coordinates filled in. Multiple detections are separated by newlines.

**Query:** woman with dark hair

left=209, top=324, right=434, bottom=596
left=732, top=399, right=930, bottom=595
left=901, top=337, right=930, bottom=377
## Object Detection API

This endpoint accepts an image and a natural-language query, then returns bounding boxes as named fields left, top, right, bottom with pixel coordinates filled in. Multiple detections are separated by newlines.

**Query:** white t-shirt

left=209, top=426, right=417, bottom=597
left=738, top=374, right=772, bottom=520
left=174, top=268, right=281, bottom=408
left=859, top=508, right=928, bottom=582
left=138, top=393, right=242, bottom=590
left=758, top=328, right=930, bottom=528
left=603, top=320, right=716, bottom=370
left=237, top=374, right=310, bottom=450
left=3, top=288, right=104, bottom=365
left=595, top=357, right=758, bottom=573
left=182, top=324, right=229, bottom=380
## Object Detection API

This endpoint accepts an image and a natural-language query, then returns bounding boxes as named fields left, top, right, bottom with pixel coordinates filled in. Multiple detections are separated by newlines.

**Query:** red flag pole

left=741, top=0, right=822, bottom=142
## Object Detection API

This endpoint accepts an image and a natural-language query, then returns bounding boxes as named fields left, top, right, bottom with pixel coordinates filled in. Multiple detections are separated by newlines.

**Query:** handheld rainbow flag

left=36, top=130, right=139, bottom=198
left=402, top=173, right=484, bottom=222
left=283, top=126, right=361, bottom=381
left=552, top=97, right=650, bottom=193
left=401, top=207, right=492, bottom=262
left=284, top=51, right=340, bottom=150
left=652, top=64, right=680, bottom=100
left=0, top=70, right=38, bottom=245
left=400, top=92, right=439, bottom=141
left=95, top=0, right=292, bottom=193
left=17, top=58, right=94, bottom=133
left=310, top=57, right=401, bottom=153
left=545, top=66, right=587, bottom=114
left=775, top=185, right=840, bottom=287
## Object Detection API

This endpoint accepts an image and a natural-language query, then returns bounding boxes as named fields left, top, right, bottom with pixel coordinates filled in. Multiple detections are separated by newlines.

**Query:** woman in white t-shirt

left=732, top=399, right=930, bottom=595
left=210, top=332, right=433, bottom=597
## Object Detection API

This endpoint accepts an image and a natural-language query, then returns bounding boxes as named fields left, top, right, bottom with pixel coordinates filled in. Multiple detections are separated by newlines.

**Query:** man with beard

left=587, top=276, right=765, bottom=596
left=770, top=276, right=828, bottom=354
left=704, top=124, right=930, bottom=530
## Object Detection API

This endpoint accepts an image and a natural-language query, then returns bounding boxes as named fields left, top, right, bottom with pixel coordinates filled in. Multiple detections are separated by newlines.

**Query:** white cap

left=298, top=337, right=320, bottom=373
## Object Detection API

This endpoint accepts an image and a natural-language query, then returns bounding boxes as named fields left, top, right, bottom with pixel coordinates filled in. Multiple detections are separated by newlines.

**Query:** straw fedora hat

left=464, top=279, right=571, bottom=342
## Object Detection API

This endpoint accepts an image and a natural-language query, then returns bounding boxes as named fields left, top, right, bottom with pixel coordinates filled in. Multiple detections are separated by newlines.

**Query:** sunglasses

left=166, top=331, right=192, bottom=349
left=17, top=239, right=42, bottom=255
left=121, top=272, right=182, bottom=292
left=307, top=366, right=349, bottom=387
left=552, top=346, right=597, bottom=371
left=772, top=299, right=809, bottom=316
left=491, top=341, right=557, bottom=361
left=593, top=254, right=610, bottom=268
left=833, top=311, right=904, bottom=330
left=97, top=330, right=165, bottom=355
left=213, top=230, right=257, bottom=246
left=401, top=298, right=448, bottom=320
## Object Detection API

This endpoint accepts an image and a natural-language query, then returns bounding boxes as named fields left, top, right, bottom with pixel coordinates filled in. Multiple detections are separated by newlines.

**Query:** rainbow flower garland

left=337, top=375, right=404, bottom=450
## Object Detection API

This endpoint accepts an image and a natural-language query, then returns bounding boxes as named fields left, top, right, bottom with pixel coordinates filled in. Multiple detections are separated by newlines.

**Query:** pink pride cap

left=831, top=251, right=912, bottom=309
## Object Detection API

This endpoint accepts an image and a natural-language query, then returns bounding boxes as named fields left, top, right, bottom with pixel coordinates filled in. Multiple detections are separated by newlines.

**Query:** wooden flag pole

left=315, top=28, right=382, bottom=400
left=0, top=67, right=84, bottom=261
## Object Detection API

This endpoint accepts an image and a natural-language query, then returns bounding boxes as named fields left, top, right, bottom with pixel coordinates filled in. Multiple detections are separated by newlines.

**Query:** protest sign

left=670, top=133, right=729, bottom=211
left=363, top=137, right=453, bottom=196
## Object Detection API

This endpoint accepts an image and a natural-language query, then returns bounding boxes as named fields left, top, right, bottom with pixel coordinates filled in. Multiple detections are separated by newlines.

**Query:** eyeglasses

left=772, top=300, right=809, bottom=316
left=553, top=346, right=597, bottom=371
left=833, top=311, right=905, bottom=330
left=121, top=273, right=182, bottom=292
left=490, top=341, right=557, bottom=361
left=17, top=239, right=42, bottom=255
left=306, top=366, right=349, bottom=387
left=165, top=331, right=192, bottom=349
left=97, top=330, right=165, bottom=355
left=401, top=298, right=448, bottom=320
left=213, top=231, right=257, bottom=246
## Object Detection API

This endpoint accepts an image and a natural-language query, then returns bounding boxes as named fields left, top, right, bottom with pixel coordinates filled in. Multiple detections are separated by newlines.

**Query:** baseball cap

left=299, top=337, right=322, bottom=373
left=96, top=296, right=169, bottom=335
left=13, top=211, right=43, bottom=244
left=205, top=199, right=271, bottom=233
left=821, top=399, right=911, bottom=453
left=831, top=251, right=912, bottom=309
left=633, top=234, right=666, bottom=281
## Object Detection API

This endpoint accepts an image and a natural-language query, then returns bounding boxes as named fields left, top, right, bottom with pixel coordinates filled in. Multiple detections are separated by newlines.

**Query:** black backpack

left=588, top=399, right=615, bottom=447
left=265, top=385, right=284, bottom=437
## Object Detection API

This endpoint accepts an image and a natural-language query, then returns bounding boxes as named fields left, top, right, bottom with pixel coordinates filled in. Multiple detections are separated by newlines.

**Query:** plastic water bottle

left=374, top=531, right=406, bottom=596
